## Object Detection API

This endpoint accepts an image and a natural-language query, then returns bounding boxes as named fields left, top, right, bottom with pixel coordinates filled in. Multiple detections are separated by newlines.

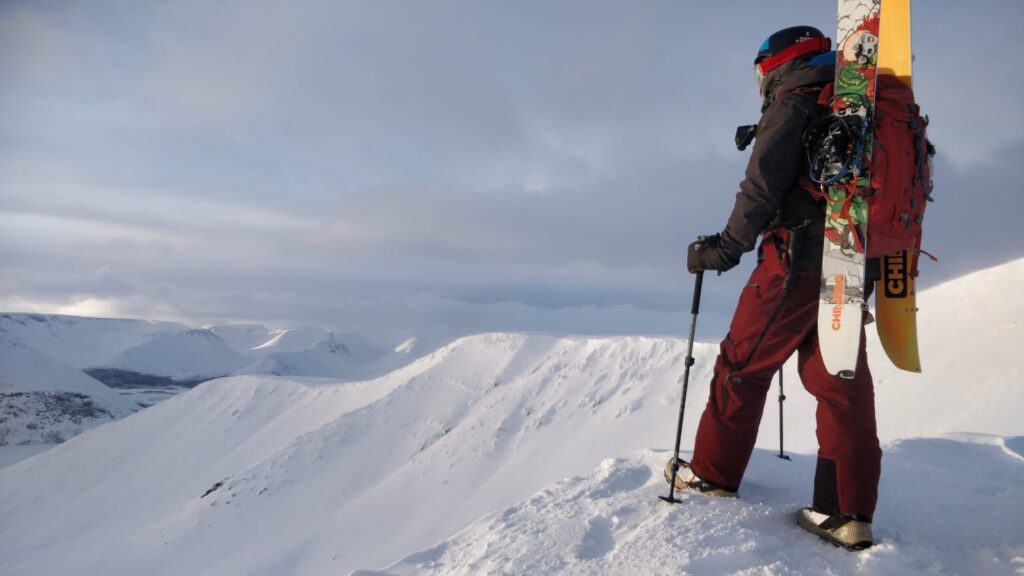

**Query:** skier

left=665, top=26, right=880, bottom=551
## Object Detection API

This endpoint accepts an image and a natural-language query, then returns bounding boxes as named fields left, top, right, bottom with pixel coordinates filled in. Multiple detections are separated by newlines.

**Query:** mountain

left=0, top=337, right=135, bottom=445
left=0, top=314, right=394, bottom=453
left=207, top=324, right=277, bottom=352
left=0, top=314, right=392, bottom=384
left=250, top=327, right=334, bottom=354
left=0, top=313, right=188, bottom=368
left=237, top=331, right=389, bottom=379
left=0, top=315, right=187, bottom=448
left=100, top=329, right=252, bottom=380
left=236, top=333, right=357, bottom=378
left=0, top=258, right=1021, bottom=575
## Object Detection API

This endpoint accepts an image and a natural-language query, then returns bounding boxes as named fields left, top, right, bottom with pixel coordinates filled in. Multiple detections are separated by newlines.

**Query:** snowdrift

left=0, top=258, right=1022, bottom=575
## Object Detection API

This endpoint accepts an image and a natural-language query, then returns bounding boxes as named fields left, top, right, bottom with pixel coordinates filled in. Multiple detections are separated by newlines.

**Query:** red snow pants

left=690, top=231, right=882, bottom=518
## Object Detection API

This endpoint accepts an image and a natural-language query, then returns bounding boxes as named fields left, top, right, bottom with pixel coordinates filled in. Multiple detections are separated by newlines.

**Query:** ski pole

left=777, top=367, right=791, bottom=461
left=661, top=270, right=704, bottom=504
left=777, top=226, right=799, bottom=461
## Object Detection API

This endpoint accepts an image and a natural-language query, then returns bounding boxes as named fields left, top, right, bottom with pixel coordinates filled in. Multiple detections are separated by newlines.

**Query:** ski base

left=876, top=251, right=921, bottom=372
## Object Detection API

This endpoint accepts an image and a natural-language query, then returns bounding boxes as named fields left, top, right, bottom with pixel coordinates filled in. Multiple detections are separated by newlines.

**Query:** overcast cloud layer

left=2, top=1, right=1022, bottom=343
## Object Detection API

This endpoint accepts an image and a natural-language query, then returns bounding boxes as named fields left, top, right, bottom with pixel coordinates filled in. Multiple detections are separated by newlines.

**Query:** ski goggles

left=754, top=36, right=831, bottom=82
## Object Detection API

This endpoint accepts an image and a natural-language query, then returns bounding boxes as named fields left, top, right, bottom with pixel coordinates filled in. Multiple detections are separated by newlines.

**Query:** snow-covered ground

left=0, top=258, right=1022, bottom=575
left=370, top=442, right=1024, bottom=576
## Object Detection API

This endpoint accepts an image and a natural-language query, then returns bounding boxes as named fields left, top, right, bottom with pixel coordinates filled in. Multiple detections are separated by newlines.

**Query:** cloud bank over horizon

left=2, top=1, right=1022, bottom=341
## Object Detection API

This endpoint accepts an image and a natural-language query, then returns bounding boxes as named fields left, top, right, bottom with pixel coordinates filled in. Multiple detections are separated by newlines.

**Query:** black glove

left=687, top=233, right=740, bottom=273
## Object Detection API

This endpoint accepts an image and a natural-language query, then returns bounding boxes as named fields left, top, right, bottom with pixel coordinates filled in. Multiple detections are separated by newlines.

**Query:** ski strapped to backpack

left=803, top=73, right=936, bottom=275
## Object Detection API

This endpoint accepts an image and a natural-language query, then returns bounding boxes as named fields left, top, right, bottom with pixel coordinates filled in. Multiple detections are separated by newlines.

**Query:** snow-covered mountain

left=1, top=258, right=1021, bottom=575
left=236, top=333, right=360, bottom=378
left=250, top=326, right=332, bottom=353
left=100, top=329, right=253, bottom=380
left=0, top=314, right=394, bottom=451
left=237, top=330, right=389, bottom=379
left=0, top=337, right=136, bottom=445
left=0, top=313, right=188, bottom=368
left=0, top=314, right=391, bottom=384
left=207, top=324, right=278, bottom=352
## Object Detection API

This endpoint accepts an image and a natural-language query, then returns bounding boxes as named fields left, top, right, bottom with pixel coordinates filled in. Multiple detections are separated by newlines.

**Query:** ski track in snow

left=0, top=259, right=1022, bottom=575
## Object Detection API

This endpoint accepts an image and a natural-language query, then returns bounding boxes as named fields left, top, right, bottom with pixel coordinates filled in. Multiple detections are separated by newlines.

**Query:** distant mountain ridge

left=0, top=314, right=397, bottom=448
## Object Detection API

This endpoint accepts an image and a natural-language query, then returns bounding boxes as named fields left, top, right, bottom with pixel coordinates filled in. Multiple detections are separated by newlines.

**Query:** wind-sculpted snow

left=369, top=442, right=1024, bottom=576
left=1, top=259, right=1022, bottom=575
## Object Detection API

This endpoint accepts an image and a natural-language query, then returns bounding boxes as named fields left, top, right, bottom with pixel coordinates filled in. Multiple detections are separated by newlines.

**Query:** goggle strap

left=756, top=37, right=831, bottom=76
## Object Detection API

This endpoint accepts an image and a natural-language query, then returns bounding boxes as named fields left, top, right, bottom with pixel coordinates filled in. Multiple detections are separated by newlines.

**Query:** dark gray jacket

left=719, top=58, right=834, bottom=271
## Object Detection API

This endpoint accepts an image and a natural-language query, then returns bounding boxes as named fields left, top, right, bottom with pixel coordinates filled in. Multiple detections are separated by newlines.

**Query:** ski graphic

left=816, top=0, right=881, bottom=378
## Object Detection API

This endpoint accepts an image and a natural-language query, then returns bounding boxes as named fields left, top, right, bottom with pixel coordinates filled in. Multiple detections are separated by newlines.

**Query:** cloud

left=1, top=0, right=1022, bottom=342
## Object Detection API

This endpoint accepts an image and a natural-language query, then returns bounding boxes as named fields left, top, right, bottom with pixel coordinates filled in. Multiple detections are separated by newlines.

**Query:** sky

left=1, top=0, right=1022, bottom=344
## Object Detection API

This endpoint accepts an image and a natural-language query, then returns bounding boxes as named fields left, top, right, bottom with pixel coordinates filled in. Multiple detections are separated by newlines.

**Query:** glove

left=687, top=233, right=740, bottom=273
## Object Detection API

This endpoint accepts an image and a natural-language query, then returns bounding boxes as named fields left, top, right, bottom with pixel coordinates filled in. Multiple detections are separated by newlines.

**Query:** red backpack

left=805, top=75, right=935, bottom=272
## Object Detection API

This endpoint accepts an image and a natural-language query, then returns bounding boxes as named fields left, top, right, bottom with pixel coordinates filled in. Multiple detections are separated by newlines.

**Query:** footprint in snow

left=575, top=516, right=616, bottom=561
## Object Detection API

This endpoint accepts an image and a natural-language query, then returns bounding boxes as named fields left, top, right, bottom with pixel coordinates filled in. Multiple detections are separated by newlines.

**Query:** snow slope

left=0, top=334, right=708, bottom=575
left=1, top=258, right=1022, bottom=575
left=872, top=257, right=1024, bottom=439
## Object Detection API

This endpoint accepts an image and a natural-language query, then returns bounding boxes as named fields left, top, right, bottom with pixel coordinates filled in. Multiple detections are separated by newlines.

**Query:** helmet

left=754, top=26, right=830, bottom=86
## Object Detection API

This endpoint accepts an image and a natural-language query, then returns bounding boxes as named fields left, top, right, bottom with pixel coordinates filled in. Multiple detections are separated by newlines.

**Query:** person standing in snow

left=664, top=26, right=880, bottom=551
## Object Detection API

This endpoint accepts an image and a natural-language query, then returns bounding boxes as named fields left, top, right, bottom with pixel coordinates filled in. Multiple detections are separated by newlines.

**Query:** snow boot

left=663, top=457, right=738, bottom=498
left=797, top=507, right=873, bottom=551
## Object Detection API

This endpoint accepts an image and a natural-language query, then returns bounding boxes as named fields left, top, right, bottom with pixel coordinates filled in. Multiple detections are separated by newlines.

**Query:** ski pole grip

left=691, top=271, right=704, bottom=315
